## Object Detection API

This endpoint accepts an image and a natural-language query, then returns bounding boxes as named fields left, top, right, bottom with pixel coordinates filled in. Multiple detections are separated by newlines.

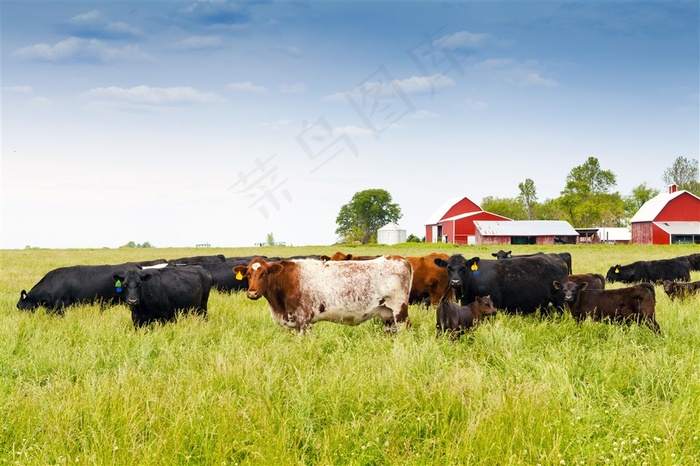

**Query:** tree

left=518, top=178, right=538, bottom=220
left=559, top=157, right=625, bottom=227
left=663, top=156, right=700, bottom=195
left=335, top=189, right=402, bottom=244
left=480, top=196, right=527, bottom=220
left=406, top=234, right=422, bottom=243
left=624, top=183, right=659, bottom=220
left=266, top=232, right=275, bottom=246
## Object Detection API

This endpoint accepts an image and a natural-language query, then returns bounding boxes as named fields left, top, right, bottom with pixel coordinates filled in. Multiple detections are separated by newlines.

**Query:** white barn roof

left=630, top=190, right=698, bottom=223
left=653, top=221, right=700, bottom=235
left=425, top=197, right=462, bottom=225
left=474, top=220, right=578, bottom=236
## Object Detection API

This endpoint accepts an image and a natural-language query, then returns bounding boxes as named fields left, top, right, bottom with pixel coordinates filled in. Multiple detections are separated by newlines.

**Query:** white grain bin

left=377, top=222, right=406, bottom=245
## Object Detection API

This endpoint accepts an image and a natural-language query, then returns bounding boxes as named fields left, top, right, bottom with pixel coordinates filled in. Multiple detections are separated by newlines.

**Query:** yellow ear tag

left=615, top=268, right=619, bottom=273
left=236, top=271, right=243, bottom=280
left=471, top=263, right=478, bottom=271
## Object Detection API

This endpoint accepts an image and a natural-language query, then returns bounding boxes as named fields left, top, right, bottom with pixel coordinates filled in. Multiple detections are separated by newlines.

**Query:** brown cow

left=436, top=295, right=496, bottom=338
left=233, top=256, right=412, bottom=334
left=552, top=280, right=659, bottom=333
left=568, top=273, right=605, bottom=290
left=405, top=253, right=455, bottom=307
left=657, top=279, right=700, bottom=300
left=320, top=251, right=380, bottom=261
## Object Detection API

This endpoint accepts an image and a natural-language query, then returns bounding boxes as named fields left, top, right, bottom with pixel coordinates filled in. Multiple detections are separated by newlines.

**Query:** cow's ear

left=506, top=251, right=512, bottom=257
left=491, top=253, right=498, bottom=257
left=320, top=255, right=331, bottom=262
left=232, top=266, right=247, bottom=279
left=552, top=281, right=561, bottom=290
left=475, top=296, right=482, bottom=304
left=434, top=258, right=447, bottom=268
left=578, top=282, right=589, bottom=291
left=20, top=290, right=27, bottom=300
left=113, top=274, right=124, bottom=282
left=268, top=263, right=284, bottom=275
left=468, top=257, right=481, bottom=265
left=345, top=254, right=353, bottom=260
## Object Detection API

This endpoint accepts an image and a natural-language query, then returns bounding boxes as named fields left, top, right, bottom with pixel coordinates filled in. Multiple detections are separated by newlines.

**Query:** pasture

left=1, top=244, right=699, bottom=465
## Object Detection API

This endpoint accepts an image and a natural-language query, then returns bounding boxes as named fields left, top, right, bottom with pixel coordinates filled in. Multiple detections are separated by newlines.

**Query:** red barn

left=630, top=185, right=700, bottom=245
left=425, top=197, right=511, bottom=245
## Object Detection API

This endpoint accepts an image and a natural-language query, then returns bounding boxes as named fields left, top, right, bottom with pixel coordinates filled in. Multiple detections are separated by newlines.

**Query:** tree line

left=335, top=156, right=699, bottom=244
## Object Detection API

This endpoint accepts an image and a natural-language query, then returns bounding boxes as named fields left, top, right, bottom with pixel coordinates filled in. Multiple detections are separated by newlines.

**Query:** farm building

left=377, top=222, right=406, bottom=245
left=576, top=227, right=631, bottom=244
left=630, top=185, right=700, bottom=245
left=425, top=197, right=511, bottom=245
left=473, top=220, right=579, bottom=246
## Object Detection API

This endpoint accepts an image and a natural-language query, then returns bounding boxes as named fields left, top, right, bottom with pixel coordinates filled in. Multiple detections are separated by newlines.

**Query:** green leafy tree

left=559, top=157, right=625, bottom=227
left=406, top=234, right=422, bottom=243
left=518, top=178, right=538, bottom=220
left=481, top=196, right=527, bottom=220
left=335, top=189, right=402, bottom=244
left=624, top=183, right=659, bottom=220
left=663, top=156, right=700, bottom=195
left=266, top=232, right=275, bottom=246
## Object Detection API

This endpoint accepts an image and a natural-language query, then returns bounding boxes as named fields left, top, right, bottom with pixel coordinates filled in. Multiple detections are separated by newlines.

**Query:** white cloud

left=29, top=96, right=53, bottom=106
left=13, top=37, right=150, bottom=62
left=390, top=74, right=455, bottom=94
left=227, top=81, right=267, bottom=93
left=465, top=98, right=488, bottom=110
left=434, top=30, right=490, bottom=49
left=323, top=73, right=455, bottom=102
left=279, top=83, right=307, bottom=93
left=173, top=35, right=224, bottom=50
left=82, top=85, right=223, bottom=109
left=474, top=58, right=559, bottom=87
left=3, top=85, right=33, bottom=94
left=411, top=109, right=440, bottom=119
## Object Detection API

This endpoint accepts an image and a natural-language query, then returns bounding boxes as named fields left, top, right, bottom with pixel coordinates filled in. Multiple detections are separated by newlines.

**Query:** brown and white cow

left=405, top=253, right=455, bottom=306
left=657, top=279, right=700, bottom=300
left=233, top=256, right=413, bottom=334
left=553, top=280, right=659, bottom=333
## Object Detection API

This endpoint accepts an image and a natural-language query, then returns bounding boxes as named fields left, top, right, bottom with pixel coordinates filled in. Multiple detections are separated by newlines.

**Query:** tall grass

left=1, top=245, right=699, bottom=465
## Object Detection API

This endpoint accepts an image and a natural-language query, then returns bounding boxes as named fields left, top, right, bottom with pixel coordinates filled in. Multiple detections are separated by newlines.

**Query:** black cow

left=169, top=254, right=226, bottom=265
left=606, top=257, right=691, bottom=284
left=553, top=280, right=659, bottom=333
left=436, top=295, right=496, bottom=338
left=681, top=253, right=700, bottom=271
left=113, top=266, right=212, bottom=328
left=17, top=262, right=143, bottom=313
left=435, top=254, right=568, bottom=314
left=491, top=250, right=572, bottom=274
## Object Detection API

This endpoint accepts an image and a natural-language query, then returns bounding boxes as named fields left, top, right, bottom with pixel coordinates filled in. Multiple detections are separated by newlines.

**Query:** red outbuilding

left=630, top=185, right=700, bottom=245
left=425, top=197, right=511, bottom=245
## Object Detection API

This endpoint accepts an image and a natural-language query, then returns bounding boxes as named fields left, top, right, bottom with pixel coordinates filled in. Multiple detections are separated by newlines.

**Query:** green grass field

left=1, top=244, right=699, bottom=465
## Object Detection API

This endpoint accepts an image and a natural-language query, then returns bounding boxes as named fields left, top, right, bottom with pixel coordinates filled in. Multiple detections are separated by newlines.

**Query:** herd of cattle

left=15, top=250, right=700, bottom=335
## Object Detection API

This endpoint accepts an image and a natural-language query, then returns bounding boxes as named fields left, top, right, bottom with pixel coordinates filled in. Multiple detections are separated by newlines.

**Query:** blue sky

left=2, top=1, right=698, bottom=249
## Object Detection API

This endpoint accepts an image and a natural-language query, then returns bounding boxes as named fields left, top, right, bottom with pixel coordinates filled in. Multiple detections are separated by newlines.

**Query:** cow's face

left=114, top=271, right=152, bottom=306
left=491, top=250, right=512, bottom=260
left=435, top=255, right=478, bottom=293
left=553, top=280, right=588, bottom=303
left=474, top=295, right=497, bottom=317
left=660, top=280, right=675, bottom=296
left=234, top=258, right=283, bottom=300
left=16, top=290, right=38, bottom=311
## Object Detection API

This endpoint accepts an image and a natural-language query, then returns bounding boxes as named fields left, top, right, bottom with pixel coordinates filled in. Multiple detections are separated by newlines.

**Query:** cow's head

left=113, top=270, right=152, bottom=306
left=605, top=264, right=633, bottom=283
left=233, top=257, right=283, bottom=300
left=658, top=279, right=676, bottom=297
left=434, top=255, right=479, bottom=298
left=473, top=295, right=497, bottom=319
left=16, top=290, right=39, bottom=311
left=491, top=250, right=512, bottom=260
left=552, top=280, right=588, bottom=304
